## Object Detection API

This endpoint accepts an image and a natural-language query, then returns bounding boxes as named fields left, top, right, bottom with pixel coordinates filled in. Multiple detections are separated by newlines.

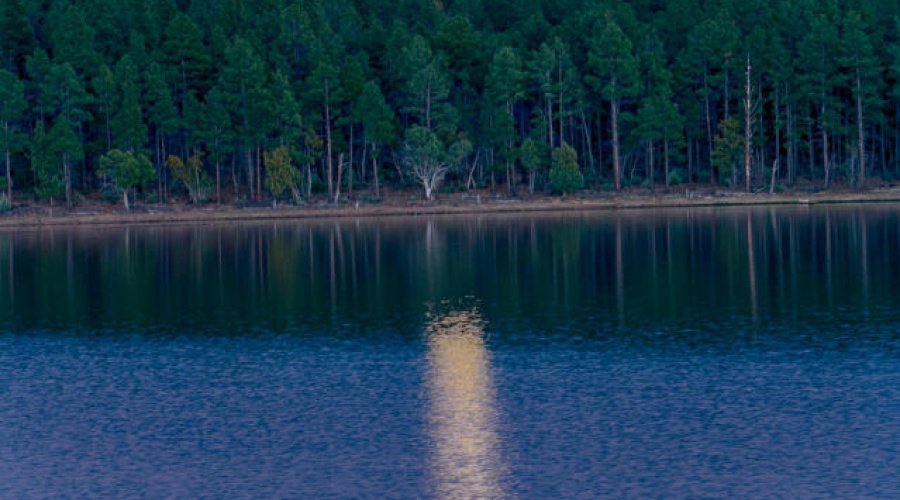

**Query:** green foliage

left=0, top=69, right=27, bottom=196
left=0, top=0, right=899, bottom=205
left=711, top=117, right=743, bottom=185
left=31, top=122, right=65, bottom=201
left=401, top=125, right=451, bottom=200
left=519, top=138, right=543, bottom=172
left=166, top=154, right=206, bottom=204
left=112, top=56, right=147, bottom=151
left=97, top=149, right=155, bottom=209
left=586, top=14, right=639, bottom=103
left=357, top=80, right=395, bottom=163
left=549, top=143, right=583, bottom=194
left=98, top=149, right=154, bottom=190
left=264, top=146, right=298, bottom=202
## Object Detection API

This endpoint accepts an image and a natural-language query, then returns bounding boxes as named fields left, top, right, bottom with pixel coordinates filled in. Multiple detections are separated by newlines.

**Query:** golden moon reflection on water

left=425, top=306, right=509, bottom=500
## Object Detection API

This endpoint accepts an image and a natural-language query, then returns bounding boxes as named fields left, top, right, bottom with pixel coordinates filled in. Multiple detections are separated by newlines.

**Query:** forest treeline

left=0, top=0, right=898, bottom=209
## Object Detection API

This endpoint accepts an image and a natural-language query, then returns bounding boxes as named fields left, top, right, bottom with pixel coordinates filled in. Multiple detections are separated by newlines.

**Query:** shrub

left=549, top=143, right=583, bottom=195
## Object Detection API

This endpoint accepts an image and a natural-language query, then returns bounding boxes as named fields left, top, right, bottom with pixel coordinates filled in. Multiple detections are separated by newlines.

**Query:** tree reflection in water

left=425, top=304, right=508, bottom=500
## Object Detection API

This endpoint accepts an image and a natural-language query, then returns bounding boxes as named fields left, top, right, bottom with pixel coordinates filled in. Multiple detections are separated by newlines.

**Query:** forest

left=0, top=0, right=898, bottom=210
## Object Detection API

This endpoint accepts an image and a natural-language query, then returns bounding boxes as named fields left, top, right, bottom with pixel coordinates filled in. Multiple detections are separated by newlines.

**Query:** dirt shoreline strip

left=2, top=192, right=900, bottom=229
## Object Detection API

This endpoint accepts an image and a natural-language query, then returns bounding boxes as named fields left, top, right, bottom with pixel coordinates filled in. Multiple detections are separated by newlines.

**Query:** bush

left=549, top=143, right=583, bottom=194
left=668, top=169, right=685, bottom=186
left=0, top=193, right=9, bottom=212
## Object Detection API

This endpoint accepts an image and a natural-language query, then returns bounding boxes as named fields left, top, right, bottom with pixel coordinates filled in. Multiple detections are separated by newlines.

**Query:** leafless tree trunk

left=744, top=54, right=753, bottom=193
left=856, top=66, right=866, bottom=187
left=611, top=96, right=621, bottom=192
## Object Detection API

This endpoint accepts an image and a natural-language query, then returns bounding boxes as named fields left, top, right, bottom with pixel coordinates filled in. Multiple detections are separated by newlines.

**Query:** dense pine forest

left=1, top=0, right=899, bottom=209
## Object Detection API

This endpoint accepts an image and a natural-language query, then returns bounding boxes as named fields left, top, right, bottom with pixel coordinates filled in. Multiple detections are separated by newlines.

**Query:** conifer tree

left=587, top=14, right=639, bottom=192
left=0, top=69, right=26, bottom=203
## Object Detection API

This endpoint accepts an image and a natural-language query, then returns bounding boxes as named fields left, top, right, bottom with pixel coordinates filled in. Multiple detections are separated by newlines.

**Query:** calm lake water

left=2, top=205, right=900, bottom=499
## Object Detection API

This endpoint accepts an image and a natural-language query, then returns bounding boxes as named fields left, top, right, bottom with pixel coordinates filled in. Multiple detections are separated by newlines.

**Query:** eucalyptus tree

left=97, top=149, right=154, bottom=210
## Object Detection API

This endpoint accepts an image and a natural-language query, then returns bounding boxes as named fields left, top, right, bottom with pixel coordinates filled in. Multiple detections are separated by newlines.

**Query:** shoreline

left=3, top=190, right=900, bottom=229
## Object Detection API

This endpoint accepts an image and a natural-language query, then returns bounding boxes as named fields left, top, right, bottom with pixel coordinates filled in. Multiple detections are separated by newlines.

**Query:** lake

left=2, top=205, right=900, bottom=499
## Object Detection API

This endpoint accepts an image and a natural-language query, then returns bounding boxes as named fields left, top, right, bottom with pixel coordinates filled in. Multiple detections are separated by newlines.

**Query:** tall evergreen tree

left=587, top=14, right=639, bottom=192
left=0, top=69, right=26, bottom=203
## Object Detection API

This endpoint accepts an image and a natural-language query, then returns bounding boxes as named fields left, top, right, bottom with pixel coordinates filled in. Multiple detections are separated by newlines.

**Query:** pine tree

left=112, top=56, right=147, bottom=151
left=485, top=46, right=524, bottom=195
left=41, top=63, right=91, bottom=208
left=92, top=65, right=117, bottom=152
left=402, top=35, right=452, bottom=132
left=144, top=62, right=177, bottom=201
left=220, top=36, right=269, bottom=201
left=163, top=13, right=213, bottom=102
left=0, top=69, right=26, bottom=203
left=587, top=14, right=639, bottom=192
left=356, top=80, right=394, bottom=197
left=841, top=11, right=881, bottom=187
left=51, top=4, right=100, bottom=80
left=549, top=143, right=583, bottom=194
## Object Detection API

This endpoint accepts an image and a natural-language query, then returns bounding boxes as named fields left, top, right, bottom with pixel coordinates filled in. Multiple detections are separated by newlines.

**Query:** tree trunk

left=704, top=66, right=714, bottom=185
left=547, top=95, right=554, bottom=150
left=823, top=100, right=830, bottom=189
left=807, top=102, right=815, bottom=183
left=647, top=139, right=654, bottom=191
left=155, top=130, right=162, bottom=203
left=5, top=144, right=11, bottom=205
left=372, top=143, right=380, bottom=198
left=856, top=67, right=866, bottom=187
left=63, top=152, right=72, bottom=209
left=231, top=154, right=238, bottom=200
left=123, top=189, right=130, bottom=211
left=611, top=98, right=621, bottom=192
left=361, top=135, right=368, bottom=188
left=256, top=142, right=261, bottom=202
left=558, top=59, right=564, bottom=146
left=769, top=159, right=779, bottom=195
left=687, top=136, right=693, bottom=186
left=216, top=154, right=221, bottom=205
left=246, top=146, right=253, bottom=201
left=786, top=82, right=794, bottom=186
left=664, top=138, right=670, bottom=187
left=425, top=81, right=432, bottom=130
left=775, top=87, right=781, bottom=187
left=348, top=125, right=354, bottom=197
left=333, top=153, right=344, bottom=204
left=161, top=135, right=168, bottom=202
left=744, top=54, right=752, bottom=193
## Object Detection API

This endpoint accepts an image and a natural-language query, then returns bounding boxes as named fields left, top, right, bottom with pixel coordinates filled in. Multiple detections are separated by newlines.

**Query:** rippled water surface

left=2, top=206, right=900, bottom=499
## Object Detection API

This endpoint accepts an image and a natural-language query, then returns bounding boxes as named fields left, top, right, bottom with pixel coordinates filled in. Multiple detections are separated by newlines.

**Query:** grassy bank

left=3, top=188, right=900, bottom=229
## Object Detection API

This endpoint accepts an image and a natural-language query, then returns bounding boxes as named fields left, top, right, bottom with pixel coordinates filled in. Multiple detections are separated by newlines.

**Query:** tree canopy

left=1, top=0, right=900, bottom=205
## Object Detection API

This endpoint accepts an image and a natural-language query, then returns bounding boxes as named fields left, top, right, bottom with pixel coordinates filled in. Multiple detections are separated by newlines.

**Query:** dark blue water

left=2, top=206, right=900, bottom=498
